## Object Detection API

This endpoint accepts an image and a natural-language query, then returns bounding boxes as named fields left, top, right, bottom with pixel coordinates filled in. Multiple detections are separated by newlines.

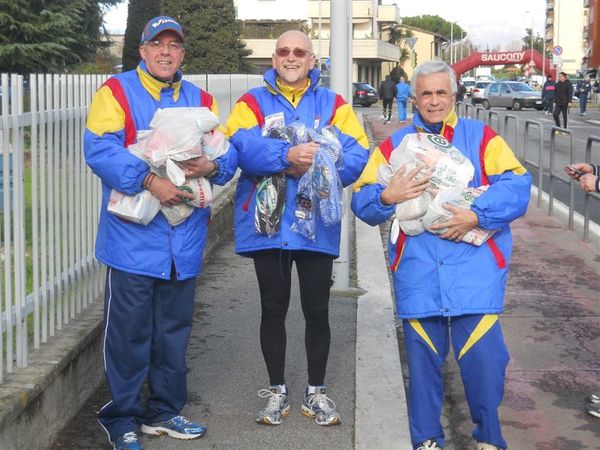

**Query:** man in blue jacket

left=396, top=76, right=412, bottom=122
left=226, top=30, right=369, bottom=428
left=352, top=60, right=531, bottom=450
left=84, top=16, right=237, bottom=450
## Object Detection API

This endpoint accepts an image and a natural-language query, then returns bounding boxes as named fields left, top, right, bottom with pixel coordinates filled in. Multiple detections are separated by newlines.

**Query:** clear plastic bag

left=255, top=174, right=287, bottom=237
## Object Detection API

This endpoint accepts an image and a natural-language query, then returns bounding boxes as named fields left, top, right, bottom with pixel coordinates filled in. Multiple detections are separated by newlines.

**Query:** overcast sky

left=104, top=0, right=546, bottom=50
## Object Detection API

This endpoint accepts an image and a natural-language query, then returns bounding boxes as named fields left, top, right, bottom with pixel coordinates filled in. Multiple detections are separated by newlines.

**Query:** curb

left=354, top=218, right=411, bottom=449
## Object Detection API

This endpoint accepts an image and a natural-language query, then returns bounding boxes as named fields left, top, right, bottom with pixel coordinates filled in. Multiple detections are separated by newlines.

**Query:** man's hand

left=429, top=203, right=479, bottom=242
left=178, top=156, right=216, bottom=179
left=579, top=173, right=598, bottom=193
left=148, top=176, right=195, bottom=206
left=287, top=142, right=319, bottom=173
left=380, top=165, right=431, bottom=205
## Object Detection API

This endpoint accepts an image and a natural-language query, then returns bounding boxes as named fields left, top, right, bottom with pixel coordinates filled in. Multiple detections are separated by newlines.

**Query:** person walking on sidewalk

left=396, top=76, right=412, bottom=122
left=351, top=60, right=531, bottom=450
left=84, top=16, right=238, bottom=450
left=553, top=72, right=574, bottom=129
left=541, top=74, right=556, bottom=115
left=576, top=78, right=592, bottom=116
left=226, top=30, right=369, bottom=427
left=379, top=75, right=397, bottom=124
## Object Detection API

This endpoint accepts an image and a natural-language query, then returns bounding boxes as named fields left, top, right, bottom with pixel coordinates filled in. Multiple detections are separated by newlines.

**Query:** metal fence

left=457, top=102, right=600, bottom=241
left=0, top=72, right=262, bottom=381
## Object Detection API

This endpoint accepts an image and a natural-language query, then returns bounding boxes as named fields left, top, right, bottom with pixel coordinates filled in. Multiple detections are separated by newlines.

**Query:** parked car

left=482, top=81, right=543, bottom=111
left=462, top=79, right=476, bottom=96
left=352, top=82, right=378, bottom=107
left=471, top=81, right=492, bottom=104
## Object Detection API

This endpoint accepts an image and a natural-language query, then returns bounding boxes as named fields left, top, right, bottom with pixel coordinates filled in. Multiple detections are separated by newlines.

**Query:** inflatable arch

left=451, top=49, right=556, bottom=80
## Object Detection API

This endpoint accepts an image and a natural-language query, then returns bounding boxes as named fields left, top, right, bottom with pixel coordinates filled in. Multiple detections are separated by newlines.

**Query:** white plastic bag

left=127, top=107, right=221, bottom=185
left=108, top=189, right=160, bottom=225
left=389, top=133, right=474, bottom=196
left=422, top=185, right=496, bottom=246
left=159, top=177, right=214, bottom=226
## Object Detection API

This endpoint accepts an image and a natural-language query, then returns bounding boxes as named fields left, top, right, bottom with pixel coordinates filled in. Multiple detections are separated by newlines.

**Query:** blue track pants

left=403, top=314, right=509, bottom=450
left=98, top=267, right=196, bottom=441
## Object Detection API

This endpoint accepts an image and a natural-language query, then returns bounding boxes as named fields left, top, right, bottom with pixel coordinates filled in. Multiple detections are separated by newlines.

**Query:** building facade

left=234, top=0, right=403, bottom=88
left=545, top=0, right=587, bottom=75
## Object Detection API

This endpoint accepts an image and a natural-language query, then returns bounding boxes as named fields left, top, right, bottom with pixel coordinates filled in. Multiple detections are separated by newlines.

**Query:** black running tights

left=252, top=249, right=334, bottom=387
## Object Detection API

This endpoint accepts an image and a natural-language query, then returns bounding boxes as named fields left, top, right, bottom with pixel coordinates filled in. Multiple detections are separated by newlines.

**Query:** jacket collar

left=137, top=61, right=183, bottom=101
left=412, top=108, right=459, bottom=142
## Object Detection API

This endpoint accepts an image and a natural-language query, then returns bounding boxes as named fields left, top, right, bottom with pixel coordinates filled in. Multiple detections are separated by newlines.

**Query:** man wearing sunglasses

left=84, top=16, right=238, bottom=450
left=226, top=30, right=369, bottom=427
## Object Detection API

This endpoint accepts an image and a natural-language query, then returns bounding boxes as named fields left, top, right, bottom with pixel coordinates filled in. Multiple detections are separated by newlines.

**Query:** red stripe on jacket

left=103, top=78, right=136, bottom=147
left=327, top=94, right=347, bottom=126
left=379, top=138, right=394, bottom=161
left=479, top=125, right=497, bottom=186
left=478, top=125, right=506, bottom=269
left=238, top=93, right=265, bottom=127
left=200, top=90, right=214, bottom=109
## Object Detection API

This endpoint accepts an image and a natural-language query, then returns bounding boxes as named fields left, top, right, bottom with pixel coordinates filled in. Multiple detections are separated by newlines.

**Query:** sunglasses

left=275, top=47, right=313, bottom=58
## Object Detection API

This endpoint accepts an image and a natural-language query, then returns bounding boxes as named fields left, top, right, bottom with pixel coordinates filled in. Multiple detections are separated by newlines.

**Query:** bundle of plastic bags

left=108, top=107, right=227, bottom=225
left=422, top=185, right=495, bottom=246
left=379, top=133, right=495, bottom=246
left=255, top=123, right=344, bottom=240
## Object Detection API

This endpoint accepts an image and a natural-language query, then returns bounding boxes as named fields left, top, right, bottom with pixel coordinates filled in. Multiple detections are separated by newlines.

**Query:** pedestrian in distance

left=226, top=30, right=369, bottom=427
left=455, top=81, right=467, bottom=103
left=378, top=75, right=397, bottom=124
left=576, top=78, right=592, bottom=116
left=553, top=72, right=574, bottom=130
left=84, top=16, right=238, bottom=450
left=593, top=79, right=600, bottom=103
left=396, top=76, right=412, bottom=122
left=541, top=74, right=556, bottom=115
left=352, top=60, right=532, bottom=450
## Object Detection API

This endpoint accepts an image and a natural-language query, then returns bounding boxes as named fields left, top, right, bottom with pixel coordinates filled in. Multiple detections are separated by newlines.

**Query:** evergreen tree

left=121, top=0, right=161, bottom=71
left=401, top=15, right=465, bottom=41
left=0, top=0, right=121, bottom=73
left=167, top=0, right=252, bottom=73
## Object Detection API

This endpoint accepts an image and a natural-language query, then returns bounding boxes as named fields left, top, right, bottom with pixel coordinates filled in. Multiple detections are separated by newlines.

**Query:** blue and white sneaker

left=141, top=415, right=206, bottom=440
left=113, top=431, right=142, bottom=450
left=301, top=386, right=341, bottom=426
left=256, top=385, right=290, bottom=425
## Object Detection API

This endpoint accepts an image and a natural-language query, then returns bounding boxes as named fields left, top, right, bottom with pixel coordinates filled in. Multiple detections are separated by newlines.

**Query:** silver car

left=482, top=81, right=544, bottom=111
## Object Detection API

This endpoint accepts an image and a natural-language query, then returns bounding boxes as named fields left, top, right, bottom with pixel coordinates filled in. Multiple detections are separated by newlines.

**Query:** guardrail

left=0, top=72, right=263, bottom=382
left=456, top=104, right=600, bottom=244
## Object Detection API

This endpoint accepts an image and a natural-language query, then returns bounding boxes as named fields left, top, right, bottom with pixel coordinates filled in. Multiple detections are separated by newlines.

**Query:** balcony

left=583, top=26, right=589, bottom=39
left=584, top=0, right=589, bottom=7
left=307, top=1, right=400, bottom=24
left=547, top=1, right=554, bottom=10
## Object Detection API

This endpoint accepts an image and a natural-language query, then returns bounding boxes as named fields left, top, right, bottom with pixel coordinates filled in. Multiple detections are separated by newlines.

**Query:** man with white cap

left=84, top=16, right=237, bottom=450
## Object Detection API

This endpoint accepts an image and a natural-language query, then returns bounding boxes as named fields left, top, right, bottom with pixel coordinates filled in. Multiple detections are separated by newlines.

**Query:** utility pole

left=330, top=0, right=352, bottom=290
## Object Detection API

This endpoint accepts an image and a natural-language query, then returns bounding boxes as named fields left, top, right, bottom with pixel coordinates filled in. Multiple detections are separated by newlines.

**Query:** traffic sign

left=552, top=45, right=563, bottom=56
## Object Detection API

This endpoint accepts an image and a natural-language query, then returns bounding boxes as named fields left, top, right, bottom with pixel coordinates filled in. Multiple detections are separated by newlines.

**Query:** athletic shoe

left=476, top=441, right=501, bottom=450
left=141, top=415, right=206, bottom=440
left=588, top=402, right=600, bottom=418
left=589, top=392, right=600, bottom=403
left=113, top=432, right=142, bottom=450
left=256, top=385, right=290, bottom=425
left=301, top=386, right=341, bottom=426
left=416, top=439, right=441, bottom=449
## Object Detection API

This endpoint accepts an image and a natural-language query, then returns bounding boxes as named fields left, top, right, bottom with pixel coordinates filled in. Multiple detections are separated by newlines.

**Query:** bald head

left=275, top=30, right=313, bottom=53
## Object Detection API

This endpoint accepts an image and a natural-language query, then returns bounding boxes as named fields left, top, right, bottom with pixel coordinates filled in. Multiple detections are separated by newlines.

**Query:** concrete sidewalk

left=52, top=113, right=599, bottom=450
